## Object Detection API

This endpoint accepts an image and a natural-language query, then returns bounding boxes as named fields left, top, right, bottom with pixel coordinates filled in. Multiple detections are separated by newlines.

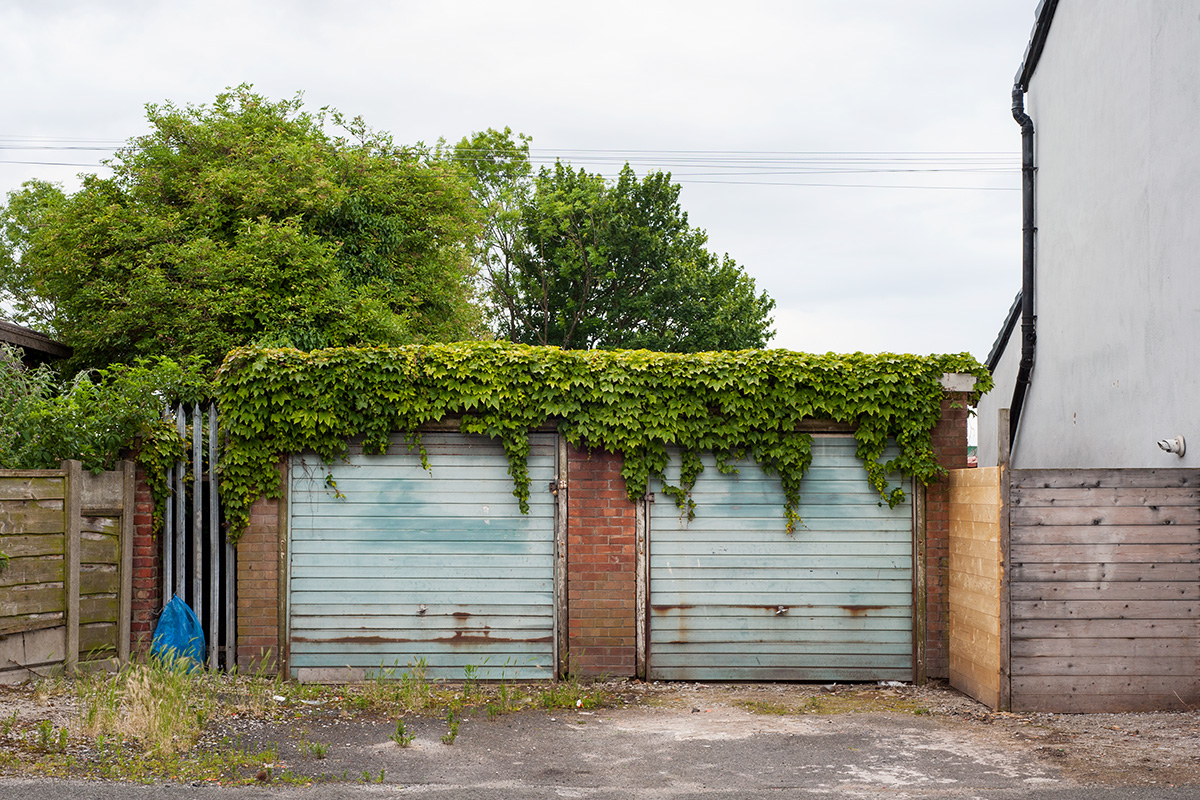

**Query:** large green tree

left=0, top=86, right=483, bottom=371
left=454, top=129, right=774, bottom=352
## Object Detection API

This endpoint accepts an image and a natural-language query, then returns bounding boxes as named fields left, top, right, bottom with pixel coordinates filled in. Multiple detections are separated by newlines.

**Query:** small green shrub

left=390, top=719, right=415, bottom=748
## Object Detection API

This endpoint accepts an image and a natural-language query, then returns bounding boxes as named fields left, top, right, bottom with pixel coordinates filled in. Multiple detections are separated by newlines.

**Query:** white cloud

left=0, top=0, right=1038, bottom=358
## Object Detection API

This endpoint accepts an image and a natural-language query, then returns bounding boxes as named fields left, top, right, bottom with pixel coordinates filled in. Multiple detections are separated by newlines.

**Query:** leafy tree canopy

left=454, top=129, right=775, bottom=351
left=0, top=86, right=484, bottom=372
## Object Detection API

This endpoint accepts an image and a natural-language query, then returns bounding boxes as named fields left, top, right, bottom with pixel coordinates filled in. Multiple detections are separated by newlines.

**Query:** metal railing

left=162, top=403, right=235, bottom=671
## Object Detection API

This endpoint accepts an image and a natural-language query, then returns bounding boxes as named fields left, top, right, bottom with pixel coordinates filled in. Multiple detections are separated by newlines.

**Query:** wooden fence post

left=997, top=409, right=1012, bottom=711
left=119, top=460, right=135, bottom=665
left=913, top=482, right=927, bottom=685
left=62, top=460, right=82, bottom=675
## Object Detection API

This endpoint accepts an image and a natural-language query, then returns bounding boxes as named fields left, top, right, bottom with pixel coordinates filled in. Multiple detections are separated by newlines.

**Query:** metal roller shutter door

left=648, top=435, right=914, bottom=681
left=288, top=431, right=557, bottom=680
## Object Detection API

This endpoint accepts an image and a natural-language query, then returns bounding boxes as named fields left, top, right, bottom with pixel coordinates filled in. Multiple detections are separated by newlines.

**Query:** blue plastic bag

left=151, top=595, right=205, bottom=666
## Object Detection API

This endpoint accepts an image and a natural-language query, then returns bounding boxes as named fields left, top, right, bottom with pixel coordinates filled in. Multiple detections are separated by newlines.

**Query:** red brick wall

left=236, top=493, right=281, bottom=672
left=566, top=446, right=638, bottom=677
left=924, top=392, right=971, bottom=680
left=130, top=463, right=160, bottom=655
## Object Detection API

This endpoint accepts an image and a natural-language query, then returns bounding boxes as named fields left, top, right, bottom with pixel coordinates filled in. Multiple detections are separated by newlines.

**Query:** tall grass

left=77, top=654, right=215, bottom=756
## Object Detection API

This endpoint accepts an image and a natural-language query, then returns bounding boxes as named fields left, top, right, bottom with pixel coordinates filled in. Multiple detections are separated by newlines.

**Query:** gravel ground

left=3, top=678, right=1200, bottom=786
left=622, top=680, right=1200, bottom=786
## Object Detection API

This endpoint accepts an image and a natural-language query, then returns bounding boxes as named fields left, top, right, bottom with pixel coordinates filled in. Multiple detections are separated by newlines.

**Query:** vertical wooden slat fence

left=161, top=403, right=235, bottom=671
left=0, top=461, right=134, bottom=681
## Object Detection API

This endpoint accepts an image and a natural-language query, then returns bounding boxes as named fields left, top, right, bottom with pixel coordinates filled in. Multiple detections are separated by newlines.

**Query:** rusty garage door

left=288, top=432, right=558, bottom=681
left=648, top=435, right=914, bottom=681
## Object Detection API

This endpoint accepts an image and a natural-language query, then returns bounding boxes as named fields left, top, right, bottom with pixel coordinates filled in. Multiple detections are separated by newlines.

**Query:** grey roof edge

left=985, top=291, right=1022, bottom=374
left=0, top=319, right=71, bottom=359
left=1015, top=0, right=1061, bottom=89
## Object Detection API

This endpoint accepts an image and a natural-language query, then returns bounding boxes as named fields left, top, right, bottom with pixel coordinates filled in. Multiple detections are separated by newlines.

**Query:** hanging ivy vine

left=214, top=342, right=990, bottom=542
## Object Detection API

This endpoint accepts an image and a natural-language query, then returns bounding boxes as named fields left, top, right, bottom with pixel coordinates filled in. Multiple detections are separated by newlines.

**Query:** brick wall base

left=924, top=392, right=971, bottom=680
left=236, top=493, right=281, bottom=673
left=130, top=463, right=160, bottom=656
left=566, top=446, right=637, bottom=677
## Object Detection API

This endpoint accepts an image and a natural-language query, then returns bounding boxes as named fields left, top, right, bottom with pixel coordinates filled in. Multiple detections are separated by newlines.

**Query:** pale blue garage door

left=288, top=432, right=557, bottom=681
left=649, top=435, right=914, bottom=681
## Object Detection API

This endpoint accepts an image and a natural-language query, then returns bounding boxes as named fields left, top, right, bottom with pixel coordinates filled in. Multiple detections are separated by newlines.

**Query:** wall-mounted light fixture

left=1157, top=435, right=1186, bottom=458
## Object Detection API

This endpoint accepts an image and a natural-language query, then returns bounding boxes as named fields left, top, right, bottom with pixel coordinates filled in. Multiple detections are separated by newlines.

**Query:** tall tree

left=455, top=130, right=775, bottom=352
left=0, top=86, right=483, bottom=371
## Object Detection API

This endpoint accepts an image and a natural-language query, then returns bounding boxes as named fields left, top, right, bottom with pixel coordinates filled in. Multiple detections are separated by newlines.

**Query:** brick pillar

left=924, top=392, right=970, bottom=680
left=236, top=492, right=281, bottom=673
left=566, top=446, right=637, bottom=677
left=130, top=463, right=160, bottom=656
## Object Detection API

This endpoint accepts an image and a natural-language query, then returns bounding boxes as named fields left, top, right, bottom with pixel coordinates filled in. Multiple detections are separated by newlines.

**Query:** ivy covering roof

left=214, top=342, right=992, bottom=541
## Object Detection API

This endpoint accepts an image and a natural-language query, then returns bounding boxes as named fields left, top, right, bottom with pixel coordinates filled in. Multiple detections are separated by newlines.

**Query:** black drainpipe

left=1009, top=85, right=1036, bottom=447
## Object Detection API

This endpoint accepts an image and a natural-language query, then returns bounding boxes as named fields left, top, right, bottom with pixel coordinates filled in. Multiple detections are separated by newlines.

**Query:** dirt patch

left=617, top=680, right=1200, bottom=787
left=2, top=677, right=1200, bottom=786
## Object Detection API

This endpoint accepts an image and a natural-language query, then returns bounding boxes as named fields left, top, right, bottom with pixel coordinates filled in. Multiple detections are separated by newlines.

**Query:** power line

left=0, top=139, right=1019, bottom=190
left=676, top=179, right=1019, bottom=191
left=0, top=160, right=106, bottom=167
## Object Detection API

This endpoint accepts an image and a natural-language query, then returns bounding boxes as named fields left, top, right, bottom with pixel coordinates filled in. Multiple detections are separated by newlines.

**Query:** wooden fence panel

left=0, top=473, right=66, bottom=639
left=79, top=509, right=122, bottom=660
left=948, top=466, right=1005, bottom=709
left=1009, top=468, right=1200, bottom=713
left=0, top=462, right=133, bottom=681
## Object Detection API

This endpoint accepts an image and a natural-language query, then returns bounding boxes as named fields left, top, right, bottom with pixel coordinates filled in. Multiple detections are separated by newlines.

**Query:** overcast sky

left=0, top=0, right=1040, bottom=360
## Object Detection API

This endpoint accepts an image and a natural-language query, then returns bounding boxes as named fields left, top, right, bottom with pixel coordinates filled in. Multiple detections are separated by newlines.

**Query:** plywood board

left=0, top=585, right=65, bottom=618
left=950, top=570, right=1001, bottom=596
left=0, top=557, right=64, bottom=588
left=1012, top=618, right=1196, bottom=639
left=0, top=611, right=64, bottom=637
left=0, top=534, right=64, bottom=558
left=1011, top=505, right=1200, bottom=527
left=1012, top=562, right=1200, bottom=582
left=1012, top=469, right=1200, bottom=490
left=949, top=668, right=999, bottom=710
left=1011, top=581, right=1199, bottom=601
left=1013, top=599, right=1197, bottom=620
left=950, top=587, right=1001, bottom=618
left=946, top=484, right=1001, bottom=506
left=949, top=467, right=1001, bottom=488
left=81, top=533, right=120, bottom=565
left=1013, top=692, right=1196, bottom=713
left=1011, top=675, right=1200, bottom=697
left=0, top=502, right=65, bottom=535
left=1012, top=487, right=1200, bottom=507
left=80, top=566, right=119, bottom=596
left=1012, top=656, right=1196, bottom=677
left=79, top=622, right=116, bottom=655
left=1012, top=543, right=1200, bottom=563
left=81, top=595, right=118, bottom=624
left=1012, top=637, right=1196, bottom=658
left=0, top=477, right=65, bottom=501
left=949, top=519, right=1002, bottom=542
left=1012, top=525, right=1200, bottom=545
